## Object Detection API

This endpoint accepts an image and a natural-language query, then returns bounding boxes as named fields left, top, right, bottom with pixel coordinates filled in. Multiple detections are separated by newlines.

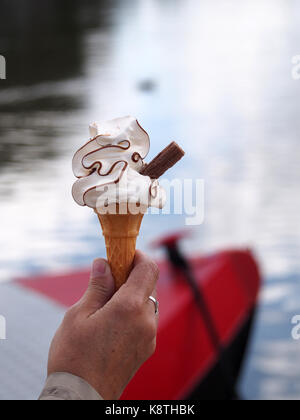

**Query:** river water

left=1, top=0, right=300, bottom=400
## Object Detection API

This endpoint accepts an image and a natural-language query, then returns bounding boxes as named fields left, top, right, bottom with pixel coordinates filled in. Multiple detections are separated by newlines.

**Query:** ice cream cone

left=72, top=117, right=178, bottom=288
left=96, top=205, right=144, bottom=290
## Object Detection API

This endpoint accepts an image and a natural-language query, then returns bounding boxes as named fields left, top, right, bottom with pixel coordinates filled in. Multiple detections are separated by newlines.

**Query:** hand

left=47, top=251, right=159, bottom=400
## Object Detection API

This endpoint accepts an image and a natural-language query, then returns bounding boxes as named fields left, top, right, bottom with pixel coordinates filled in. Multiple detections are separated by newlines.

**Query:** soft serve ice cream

left=72, top=116, right=166, bottom=213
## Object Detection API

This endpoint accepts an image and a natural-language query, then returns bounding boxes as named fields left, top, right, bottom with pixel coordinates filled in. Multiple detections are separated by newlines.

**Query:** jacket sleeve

left=38, top=372, right=103, bottom=401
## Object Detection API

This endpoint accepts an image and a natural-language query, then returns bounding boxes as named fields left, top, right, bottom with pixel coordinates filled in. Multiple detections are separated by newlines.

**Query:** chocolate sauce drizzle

left=131, top=152, right=142, bottom=163
left=149, top=180, right=158, bottom=199
left=82, top=140, right=130, bottom=175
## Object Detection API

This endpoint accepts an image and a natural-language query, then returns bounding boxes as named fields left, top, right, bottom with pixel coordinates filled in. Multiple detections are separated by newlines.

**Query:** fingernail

left=92, top=259, right=107, bottom=276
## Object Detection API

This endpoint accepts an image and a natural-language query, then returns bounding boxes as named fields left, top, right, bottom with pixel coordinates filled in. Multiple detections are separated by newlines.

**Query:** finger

left=80, top=258, right=115, bottom=316
left=121, top=250, right=159, bottom=301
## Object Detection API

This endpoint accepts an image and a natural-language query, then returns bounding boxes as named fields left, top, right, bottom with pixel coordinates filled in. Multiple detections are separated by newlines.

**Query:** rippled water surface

left=1, top=0, right=300, bottom=400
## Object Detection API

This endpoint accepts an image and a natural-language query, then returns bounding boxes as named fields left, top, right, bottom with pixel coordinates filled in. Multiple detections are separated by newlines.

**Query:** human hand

left=47, top=251, right=159, bottom=400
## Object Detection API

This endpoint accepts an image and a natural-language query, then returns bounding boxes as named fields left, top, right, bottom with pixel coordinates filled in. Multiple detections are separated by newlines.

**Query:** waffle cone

left=96, top=206, right=144, bottom=290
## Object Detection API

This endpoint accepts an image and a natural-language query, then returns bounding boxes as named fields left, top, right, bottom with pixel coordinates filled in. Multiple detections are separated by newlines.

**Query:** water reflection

left=0, top=0, right=116, bottom=171
left=0, top=0, right=114, bottom=87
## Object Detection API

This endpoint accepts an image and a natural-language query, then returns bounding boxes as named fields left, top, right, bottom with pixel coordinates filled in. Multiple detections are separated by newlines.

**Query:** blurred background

left=0, top=0, right=300, bottom=400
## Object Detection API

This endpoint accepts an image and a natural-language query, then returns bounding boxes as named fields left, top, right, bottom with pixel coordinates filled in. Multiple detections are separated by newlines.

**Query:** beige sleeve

left=38, top=372, right=103, bottom=401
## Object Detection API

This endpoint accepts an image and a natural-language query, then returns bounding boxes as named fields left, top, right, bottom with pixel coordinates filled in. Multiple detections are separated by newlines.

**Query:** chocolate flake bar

left=140, top=142, right=185, bottom=179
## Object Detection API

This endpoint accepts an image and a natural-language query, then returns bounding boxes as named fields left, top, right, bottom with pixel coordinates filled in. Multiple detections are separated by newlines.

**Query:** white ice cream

left=72, top=116, right=166, bottom=212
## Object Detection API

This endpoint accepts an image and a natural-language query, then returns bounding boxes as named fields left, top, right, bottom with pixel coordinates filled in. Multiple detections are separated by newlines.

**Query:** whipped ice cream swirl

left=72, top=116, right=166, bottom=212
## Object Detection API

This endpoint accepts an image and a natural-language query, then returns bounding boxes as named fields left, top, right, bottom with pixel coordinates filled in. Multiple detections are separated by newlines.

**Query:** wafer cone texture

left=97, top=207, right=144, bottom=290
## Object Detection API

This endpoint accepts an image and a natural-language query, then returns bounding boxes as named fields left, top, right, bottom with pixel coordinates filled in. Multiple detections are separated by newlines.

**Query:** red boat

left=17, top=233, right=261, bottom=400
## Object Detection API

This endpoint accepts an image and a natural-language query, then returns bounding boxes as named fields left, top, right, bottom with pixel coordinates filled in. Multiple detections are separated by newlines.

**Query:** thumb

left=80, top=259, right=115, bottom=315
